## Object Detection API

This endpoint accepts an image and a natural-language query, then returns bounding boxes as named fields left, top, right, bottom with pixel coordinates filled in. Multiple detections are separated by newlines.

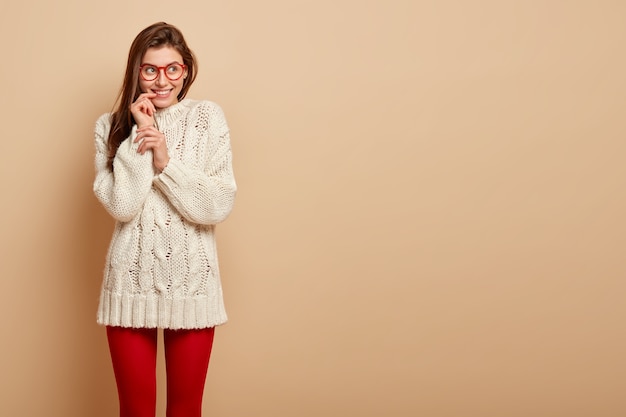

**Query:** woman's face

left=139, top=46, right=187, bottom=109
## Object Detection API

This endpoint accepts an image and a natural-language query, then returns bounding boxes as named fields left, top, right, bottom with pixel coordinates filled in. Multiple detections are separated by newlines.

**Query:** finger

left=137, top=137, right=149, bottom=153
left=132, top=93, right=156, bottom=108
left=139, top=138, right=163, bottom=154
left=147, top=98, right=157, bottom=115
left=134, top=132, right=144, bottom=144
left=135, top=127, right=153, bottom=141
left=144, top=100, right=156, bottom=116
left=137, top=92, right=157, bottom=100
left=137, top=126, right=155, bottom=134
left=138, top=93, right=157, bottom=110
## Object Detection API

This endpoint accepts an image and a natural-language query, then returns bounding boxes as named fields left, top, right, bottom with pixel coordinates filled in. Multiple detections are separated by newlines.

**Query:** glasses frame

left=139, top=63, right=187, bottom=81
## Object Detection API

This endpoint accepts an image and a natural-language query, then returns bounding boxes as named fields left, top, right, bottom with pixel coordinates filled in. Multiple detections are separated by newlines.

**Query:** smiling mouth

left=152, top=89, right=172, bottom=97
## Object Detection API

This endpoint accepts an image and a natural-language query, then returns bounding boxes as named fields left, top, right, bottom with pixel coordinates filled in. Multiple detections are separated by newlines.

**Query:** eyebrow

left=141, top=61, right=182, bottom=66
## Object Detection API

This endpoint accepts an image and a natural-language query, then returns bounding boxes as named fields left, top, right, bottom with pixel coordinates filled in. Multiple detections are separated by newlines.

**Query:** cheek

left=173, top=79, right=185, bottom=92
left=138, top=79, right=152, bottom=92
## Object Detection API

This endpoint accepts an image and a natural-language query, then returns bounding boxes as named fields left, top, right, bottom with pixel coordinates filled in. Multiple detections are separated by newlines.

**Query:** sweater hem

left=97, top=290, right=228, bottom=330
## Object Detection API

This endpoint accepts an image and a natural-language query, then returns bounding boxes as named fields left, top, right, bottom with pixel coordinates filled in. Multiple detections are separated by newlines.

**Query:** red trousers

left=106, top=326, right=215, bottom=417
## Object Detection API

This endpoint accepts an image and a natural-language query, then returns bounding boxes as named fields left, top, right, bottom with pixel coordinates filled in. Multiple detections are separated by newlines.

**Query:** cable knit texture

left=93, top=99, right=236, bottom=329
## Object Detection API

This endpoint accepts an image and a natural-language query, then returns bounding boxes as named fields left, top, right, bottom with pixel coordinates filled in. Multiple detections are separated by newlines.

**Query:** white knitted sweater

left=93, top=99, right=236, bottom=329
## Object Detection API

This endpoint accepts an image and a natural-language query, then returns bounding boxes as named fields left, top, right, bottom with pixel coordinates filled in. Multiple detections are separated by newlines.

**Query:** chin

left=153, top=97, right=179, bottom=109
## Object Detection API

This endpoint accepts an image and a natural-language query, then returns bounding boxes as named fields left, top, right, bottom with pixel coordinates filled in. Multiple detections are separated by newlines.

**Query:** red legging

left=106, top=326, right=215, bottom=417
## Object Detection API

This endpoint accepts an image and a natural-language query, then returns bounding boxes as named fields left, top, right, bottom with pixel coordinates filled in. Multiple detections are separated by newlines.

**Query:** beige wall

left=1, top=1, right=625, bottom=416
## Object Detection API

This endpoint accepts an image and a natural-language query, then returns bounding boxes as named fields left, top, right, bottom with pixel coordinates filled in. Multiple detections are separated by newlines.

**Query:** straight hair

left=106, top=22, right=197, bottom=170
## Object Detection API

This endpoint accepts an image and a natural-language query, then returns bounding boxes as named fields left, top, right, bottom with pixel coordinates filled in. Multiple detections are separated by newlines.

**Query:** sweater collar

left=154, top=99, right=192, bottom=129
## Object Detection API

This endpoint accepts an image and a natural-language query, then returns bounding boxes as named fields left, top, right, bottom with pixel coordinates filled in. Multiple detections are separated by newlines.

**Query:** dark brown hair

left=106, top=22, right=198, bottom=170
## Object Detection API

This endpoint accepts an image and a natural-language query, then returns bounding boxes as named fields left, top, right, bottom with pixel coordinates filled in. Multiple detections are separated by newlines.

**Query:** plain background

left=1, top=1, right=625, bottom=416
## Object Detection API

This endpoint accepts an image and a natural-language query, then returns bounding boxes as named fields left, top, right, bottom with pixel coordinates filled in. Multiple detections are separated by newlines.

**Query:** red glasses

left=139, top=63, right=186, bottom=81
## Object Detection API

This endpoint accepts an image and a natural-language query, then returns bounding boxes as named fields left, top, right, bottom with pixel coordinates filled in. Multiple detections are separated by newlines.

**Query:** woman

left=93, top=22, right=236, bottom=417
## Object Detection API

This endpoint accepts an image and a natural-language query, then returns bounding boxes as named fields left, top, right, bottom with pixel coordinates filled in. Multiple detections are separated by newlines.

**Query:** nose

left=155, top=69, right=168, bottom=86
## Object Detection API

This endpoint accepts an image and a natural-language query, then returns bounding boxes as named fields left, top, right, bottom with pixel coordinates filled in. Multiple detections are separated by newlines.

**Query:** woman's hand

left=135, top=126, right=170, bottom=172
left=130, top=93, right=158, bottom=128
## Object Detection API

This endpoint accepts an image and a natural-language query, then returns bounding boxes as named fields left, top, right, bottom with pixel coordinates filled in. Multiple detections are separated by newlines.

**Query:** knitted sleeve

left=93, top=114, right=156, bottom=222
left=153, top=103, right=237, bottom=225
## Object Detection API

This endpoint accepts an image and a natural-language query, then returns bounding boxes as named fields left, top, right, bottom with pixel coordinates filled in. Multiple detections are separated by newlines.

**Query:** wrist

left=157, top=157, right=170, bottom=173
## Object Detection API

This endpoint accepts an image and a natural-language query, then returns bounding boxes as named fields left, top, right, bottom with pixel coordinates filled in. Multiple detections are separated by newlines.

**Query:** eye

left=167, top=64, right=182, bottom=74
left=141, top=65, right=158, bottom=77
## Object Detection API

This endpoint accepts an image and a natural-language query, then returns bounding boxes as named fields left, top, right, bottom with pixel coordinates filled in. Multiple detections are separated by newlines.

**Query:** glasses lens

left=165, top=64, right=184, bottom=80
left=141, top=65, right=158, bottom=81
